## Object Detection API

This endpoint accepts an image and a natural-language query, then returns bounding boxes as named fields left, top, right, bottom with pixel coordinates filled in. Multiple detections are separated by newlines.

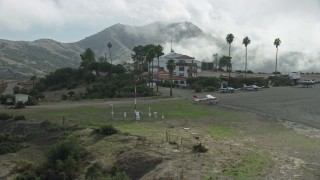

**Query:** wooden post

left=62, top=116, right=65, bottom=125
left=166, top=131, right=168, bottom=142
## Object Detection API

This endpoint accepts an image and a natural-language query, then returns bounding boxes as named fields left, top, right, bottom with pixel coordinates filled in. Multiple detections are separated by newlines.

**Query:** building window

left=179, top=73, right=184, bottom=77
left=179, top=60, right=185, bottom=63
left=179, top=67, right=185, bottom=71
left=180, top=81, right=185, bottom=84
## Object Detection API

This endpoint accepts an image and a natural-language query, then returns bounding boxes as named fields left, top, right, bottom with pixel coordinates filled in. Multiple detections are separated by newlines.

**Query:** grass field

left=1, top=98, right=320, bottom=179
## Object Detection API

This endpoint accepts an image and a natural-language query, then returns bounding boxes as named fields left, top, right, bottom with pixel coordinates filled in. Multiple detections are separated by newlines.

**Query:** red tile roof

left=176, top=55, right=195, bottom=59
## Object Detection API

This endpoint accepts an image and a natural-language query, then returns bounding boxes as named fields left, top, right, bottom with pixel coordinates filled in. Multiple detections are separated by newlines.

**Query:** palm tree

left=166, top=59, right=176, bottom=97
left=146, top=48, right=156, bottom=94
left=226, top=33, right=234, bottom=78
left=30, top=75, right=36, bottom=89
left=155, top=45, right=164, bottom=92
left=274, top=38, right=281, bottom=80
left=242, top=36, right=251, bottom=78
left=107, top=42, right=112, bottom=64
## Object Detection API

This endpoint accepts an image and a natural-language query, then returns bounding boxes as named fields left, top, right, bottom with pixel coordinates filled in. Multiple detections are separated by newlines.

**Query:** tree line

left=219, top=33, right=281, bottom=78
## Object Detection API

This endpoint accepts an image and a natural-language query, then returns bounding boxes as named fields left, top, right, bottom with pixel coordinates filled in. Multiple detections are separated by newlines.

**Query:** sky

left=1, top=0, right=320, bottom=72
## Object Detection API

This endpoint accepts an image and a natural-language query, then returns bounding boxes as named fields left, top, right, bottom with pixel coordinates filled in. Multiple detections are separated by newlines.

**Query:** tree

left=107, top=42, right=112, bottom=64
left=219, top=56, right=232, bottom=72
left=146, top=48, right=156, bottom=94
left=30, top=75, right=36, bottom=89
left=226, top=33, right=234, bottom=78
left=166, top=59, right=176, bottom=97
left=274, top=38, right=281, bottom=80
left=131, top=45, right=145, bottom=70
left=155, top=45, right=164, bottom=92
left=242, top=36, right=251, bottom=78
left=80, top=48, right=96, bottom=69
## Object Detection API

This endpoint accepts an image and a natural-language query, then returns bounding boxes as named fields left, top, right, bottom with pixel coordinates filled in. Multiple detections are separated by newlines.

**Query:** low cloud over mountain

left=0, top=21, right=319, bottom=80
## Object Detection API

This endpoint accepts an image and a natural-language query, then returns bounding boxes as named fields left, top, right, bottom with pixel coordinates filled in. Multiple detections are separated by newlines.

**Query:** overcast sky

left=1, top=0, right=320, bottom=72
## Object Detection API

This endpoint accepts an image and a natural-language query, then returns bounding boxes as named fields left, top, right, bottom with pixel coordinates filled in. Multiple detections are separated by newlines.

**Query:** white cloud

left=0, top=0, right=320, bottom=72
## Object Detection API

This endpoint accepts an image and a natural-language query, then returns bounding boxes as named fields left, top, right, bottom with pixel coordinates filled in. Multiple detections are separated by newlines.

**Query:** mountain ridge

left=1, top=21, right=217, bottom=80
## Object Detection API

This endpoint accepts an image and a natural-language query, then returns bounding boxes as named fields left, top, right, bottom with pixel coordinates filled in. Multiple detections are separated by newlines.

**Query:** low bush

left=0, top=133, right=26, bottom=143
left=85, top=163, right=130, bottom=180
left=61, top=94, right=68, bottom=100
left=15, top=171, right=39, bottom=180
left=0, top=113, right=13, bottom=120
left=192, top=143, right=208, bottom=153
left=94, top=125, right=119, bottom=136
left=85, top=162, right=104, bottom=180
left=0, top=142, right=24, bottom=155
left=12, top=160, right=35, bottom=174
left=205, top=86, right=216, bottom=92
left=40, top=120, right=62, bottom=132
left=14, top=115, right=26, bottom=121
left=25, top=98, right=38, bottom=106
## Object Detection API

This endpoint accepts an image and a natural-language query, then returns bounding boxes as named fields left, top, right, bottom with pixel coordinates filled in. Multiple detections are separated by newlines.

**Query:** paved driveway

left=214, top=86, right=320, bottom=129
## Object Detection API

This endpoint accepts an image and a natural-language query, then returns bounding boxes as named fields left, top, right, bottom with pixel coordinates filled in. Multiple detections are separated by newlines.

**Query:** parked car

left=5, top=98, right=14, bottom=105
left=219, top=87, right=235, bottom=93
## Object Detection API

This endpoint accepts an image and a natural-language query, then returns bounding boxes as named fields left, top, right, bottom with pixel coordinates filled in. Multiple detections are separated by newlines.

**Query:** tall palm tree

left=226, top=33, right=234, bottom=78
left=242, top=36, right=251, bottom=78
left=107, top=42, right=112, bottom=64
left=30, top=75, right=36, bottom=89
left=155, top=45, right=164, bottom=92
left=166, top=59, right=176, bottom=97
left=274, top=38, right=281, bottom=79
left=146, top=48, right=156, bottom=94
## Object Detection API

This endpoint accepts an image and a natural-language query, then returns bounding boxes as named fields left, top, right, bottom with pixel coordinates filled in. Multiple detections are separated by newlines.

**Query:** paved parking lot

left=216, top=85, right=320, bottom=129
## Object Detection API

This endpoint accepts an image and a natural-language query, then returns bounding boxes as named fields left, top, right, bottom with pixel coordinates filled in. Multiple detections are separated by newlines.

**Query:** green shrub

left=0, top=113, right=13, bottom=120
left=61, top=94, right=68, bottom=100
left=108, top=166, right=130, bottom=180
left=25, top=98, right=38, bottom=106
left=194, top=85, right=203, bottom=93
left=15, top=171, right=39, bottom=180
left=205, top=86, right=216, bottom=92
left=67, top=82, right=79, bottom=90
left=85, top=163, right=104, bottom=180
left=0, top=142, right=24, bottom=155
left=13, top=160, right=35, bottom=174
left=43, top=138, right=84, bottom=179
left=47, top=138, right=84, bottom=164
left=192, top=143, right=208, bottom=153
left=40, top=120, right=62, bottom=132
left=0, top=133, right=26, bottom=143
left=94, top=125, right=119, bottom=136
left=14, top=115, right=26, bottom=121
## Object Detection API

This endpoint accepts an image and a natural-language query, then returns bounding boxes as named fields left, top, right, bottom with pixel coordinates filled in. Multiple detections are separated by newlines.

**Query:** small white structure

left=289, top=72, right=301, bottom=80
left=15, top=94, right=29, bottom=103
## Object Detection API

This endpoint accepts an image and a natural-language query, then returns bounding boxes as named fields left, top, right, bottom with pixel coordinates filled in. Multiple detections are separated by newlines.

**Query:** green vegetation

left=94, top=125, right=120, bottom=136
left=14, top=115, right=26, bottom=121
left=85, top=163, right=130, bottom=180
left=209, top=125, right=235, bottom=139
left=16, top=137, right=86, bottom=180
left=223, top=153, right=269, bottom=179
left=0, top=112, right=13, bottom=120
left=0, top=134, right=26, bottom=155
left=187, top=77, right=221, bottom=91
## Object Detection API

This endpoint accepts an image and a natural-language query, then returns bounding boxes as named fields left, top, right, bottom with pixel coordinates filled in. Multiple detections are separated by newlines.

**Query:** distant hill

left=0, top=22, right=223, bottom=80
left=0, top=39, right=83, bottom=80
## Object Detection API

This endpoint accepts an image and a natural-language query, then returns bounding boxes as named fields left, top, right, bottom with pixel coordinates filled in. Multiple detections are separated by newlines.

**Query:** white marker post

left=149, top=107, right=151, bottom=119
left=110, top=104, right=114, bottom=119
